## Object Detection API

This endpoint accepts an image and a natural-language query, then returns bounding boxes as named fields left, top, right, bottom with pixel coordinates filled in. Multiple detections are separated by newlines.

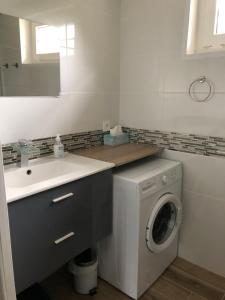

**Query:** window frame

left=214, top=0, right=225, bottom=35
left=31, top=23, right=60, bottom=63
left=19, top=19, right=59, bottom=65
left=184, top=0, right=225, bottom=58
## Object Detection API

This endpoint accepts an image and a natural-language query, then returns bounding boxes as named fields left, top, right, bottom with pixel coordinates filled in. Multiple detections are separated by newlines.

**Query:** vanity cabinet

left=8, top=170, right=112, bottom=294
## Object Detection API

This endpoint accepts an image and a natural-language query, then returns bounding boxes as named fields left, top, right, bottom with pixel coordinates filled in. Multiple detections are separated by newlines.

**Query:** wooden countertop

left=72, top=144, right=163, bottom=167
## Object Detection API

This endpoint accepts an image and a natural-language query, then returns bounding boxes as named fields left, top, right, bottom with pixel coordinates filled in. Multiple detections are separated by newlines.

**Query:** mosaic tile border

left=2, top=130, right=104, bottom=165
left=123, top=127, right=225, bottom=158
left=3, top=127, right=225, bottom=165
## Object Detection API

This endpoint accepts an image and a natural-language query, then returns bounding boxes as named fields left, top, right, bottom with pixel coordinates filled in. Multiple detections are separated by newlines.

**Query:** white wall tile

left=163, top=150, right=225, bottom=200
left=162, top=93, right=225, bottom=137
left=120, top=54, right=161, bottom=94
left=0, top=93, right=119, bottom=142
left=120, top=93, right=164, bottom=130
left=60, top=51, right=119, bottom=94
left=180, top=189, right=225, bottom=277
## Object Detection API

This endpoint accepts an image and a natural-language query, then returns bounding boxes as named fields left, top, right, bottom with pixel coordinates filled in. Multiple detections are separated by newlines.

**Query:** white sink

left=5, top=160, right=81, bottom=188
left=4, top=153, right=114, bottom=203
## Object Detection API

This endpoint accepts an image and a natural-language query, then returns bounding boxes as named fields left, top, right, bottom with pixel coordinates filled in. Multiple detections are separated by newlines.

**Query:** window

left=186, top=0, right=225, bottom=55
left=19, top=19, right=60, bottom=64
left=35, top=25, right=59, bottom=55
left=214, top=0, right=225, bottom=35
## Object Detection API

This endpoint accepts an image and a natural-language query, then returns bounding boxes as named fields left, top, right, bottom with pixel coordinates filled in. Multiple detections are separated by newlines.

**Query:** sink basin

left=4, top=153, right=114, bottom=203
left=5, top=159, right=86, bottom=189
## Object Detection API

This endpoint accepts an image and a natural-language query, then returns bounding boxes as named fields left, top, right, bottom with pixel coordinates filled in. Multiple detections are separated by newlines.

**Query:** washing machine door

left=146, top=193, right=182, bottom=253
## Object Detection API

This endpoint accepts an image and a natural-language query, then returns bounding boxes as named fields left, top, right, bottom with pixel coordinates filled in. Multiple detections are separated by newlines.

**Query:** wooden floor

left=42, top=258, right=225, bottom=300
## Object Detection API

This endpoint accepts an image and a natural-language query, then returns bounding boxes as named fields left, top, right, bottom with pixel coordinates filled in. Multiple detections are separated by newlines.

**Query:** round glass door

left=152, top=202, right=177, bottom=245
left=146, top=193, right=182, bottom=253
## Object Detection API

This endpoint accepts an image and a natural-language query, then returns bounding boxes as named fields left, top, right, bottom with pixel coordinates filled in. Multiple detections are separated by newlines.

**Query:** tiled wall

left=162, top=149, right=225, bottom=278
left=120, top=0, right=225, bottom=138
left=2, top=130, right=103, bottom=165
left=124, top=127, right=225, bottom=158
left=0, top=0, right=120, bottom=144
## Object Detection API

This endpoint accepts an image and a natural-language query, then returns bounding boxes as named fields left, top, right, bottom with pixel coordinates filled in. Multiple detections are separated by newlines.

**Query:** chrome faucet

left=16, top=139, right=33, bottom=167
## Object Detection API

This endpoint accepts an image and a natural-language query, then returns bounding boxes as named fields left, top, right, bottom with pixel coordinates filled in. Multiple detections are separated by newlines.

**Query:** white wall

left=0, top=0, right=120, bottom=143
left=162, top=150, right=225, bottom=277
left=120, top=0, right=225, bottom=276
left=120, top=0, right=225, bottom=138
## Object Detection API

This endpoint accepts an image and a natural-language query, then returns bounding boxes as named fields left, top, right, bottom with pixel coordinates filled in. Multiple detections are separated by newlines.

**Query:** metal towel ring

left=188, top=76, right=213, bottom=102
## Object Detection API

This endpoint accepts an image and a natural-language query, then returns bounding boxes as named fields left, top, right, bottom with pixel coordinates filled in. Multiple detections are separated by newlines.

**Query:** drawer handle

left=54, top=232, right=75, bottom=245
left=52, top=193, right=74, bottom=204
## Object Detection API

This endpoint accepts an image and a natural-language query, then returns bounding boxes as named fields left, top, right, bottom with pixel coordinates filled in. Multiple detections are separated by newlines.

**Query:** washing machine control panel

left=141, top=178, right=157, bottom=196
left=140, top=166, right=180, bottom=197
left=160, top=168, right=179, bottom=187
left=161, top=175, right=167, bottom=185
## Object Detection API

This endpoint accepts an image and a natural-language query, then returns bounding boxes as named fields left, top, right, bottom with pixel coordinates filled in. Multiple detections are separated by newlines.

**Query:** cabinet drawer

left=49, top=178, right=91, bottom=238
left=8, top=178, right=91, bottom=294
left=48, top=179, right=92, bottom=272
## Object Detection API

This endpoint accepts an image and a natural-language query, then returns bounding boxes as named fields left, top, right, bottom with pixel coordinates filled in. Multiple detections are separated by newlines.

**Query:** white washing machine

left=98, top=158, right=182, bottom=299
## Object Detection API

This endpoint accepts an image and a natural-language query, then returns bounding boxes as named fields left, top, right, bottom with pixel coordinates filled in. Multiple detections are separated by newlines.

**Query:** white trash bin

left=68, top=249, right=98, bottom=295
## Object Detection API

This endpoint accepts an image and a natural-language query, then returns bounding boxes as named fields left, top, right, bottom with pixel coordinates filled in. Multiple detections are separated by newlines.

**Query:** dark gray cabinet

left=8, top=170, right=112, bottom=294
left=91, top=171, right=112, bottom=243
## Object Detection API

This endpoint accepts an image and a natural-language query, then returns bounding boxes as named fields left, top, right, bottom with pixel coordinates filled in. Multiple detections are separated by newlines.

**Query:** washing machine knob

left=162, top=175, right=167, bottom=185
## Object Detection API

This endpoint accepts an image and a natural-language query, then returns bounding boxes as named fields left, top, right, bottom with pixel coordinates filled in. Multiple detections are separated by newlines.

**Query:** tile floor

left=42, top=258, right=225, bottom=300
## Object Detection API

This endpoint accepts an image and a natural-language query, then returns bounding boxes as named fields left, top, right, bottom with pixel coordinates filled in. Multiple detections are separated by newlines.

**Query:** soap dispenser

left=54, top=134, right=64, bottom=158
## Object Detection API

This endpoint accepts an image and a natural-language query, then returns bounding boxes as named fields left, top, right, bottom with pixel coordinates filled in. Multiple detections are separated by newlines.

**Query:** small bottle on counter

left=54, top=134, right=64, bottom=158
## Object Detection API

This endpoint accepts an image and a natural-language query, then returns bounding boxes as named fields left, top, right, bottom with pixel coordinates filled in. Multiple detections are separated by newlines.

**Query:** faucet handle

left=14, top=139, right=40, bottom=159
left=18, top=139, right=32, bottom=147
left=13, top=139, right=35, bottom=156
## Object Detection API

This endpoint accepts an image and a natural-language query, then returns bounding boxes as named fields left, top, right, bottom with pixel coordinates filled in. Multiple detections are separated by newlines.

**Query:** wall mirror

left=0, top=13, right=60, bottom=97
left=186, top=0, right=225, bottom=56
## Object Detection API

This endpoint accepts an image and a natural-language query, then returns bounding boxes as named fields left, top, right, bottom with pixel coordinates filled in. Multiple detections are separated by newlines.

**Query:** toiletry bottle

left=54, top=134, right=64, bottom=158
